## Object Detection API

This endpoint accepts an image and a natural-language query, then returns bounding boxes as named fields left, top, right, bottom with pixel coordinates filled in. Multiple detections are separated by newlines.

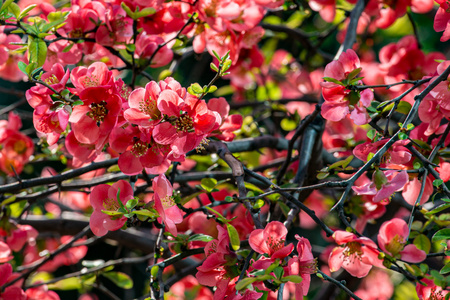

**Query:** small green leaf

left=282, top=275, right=303, bottom=284
left=440, top=262, right=450, bottom=274
left=132, top=209, right=158, bottom=219
left=158, top=69, right=172, bottom=81
left=253, top=199, right=265, bottom=209
left=226, top=223, right=240, bottom=251
left=224, top=196, right=234, bottom=202
left=102, top=272, right=133, bottom=289
left=1, top=0, right=14, bottom=11
left=125, top=198, right=138, bottom=210
left=190, top=83, right=203, bottom=94
left=101, top=210, right=124, bottom=216
left=212, top=50, right=221, bottom=61
left=18, top=4, right=36, bottom=20
left=206, top=85, right=217, bottom=93
left=432, top=228, right=450, bottom=242
left=150, top=265, right=159, bottom=278
left=235, top=277, right=258, bottom=291
left=210, top=62, right=219, bottom=72
left=398, top=132, right=408, bottom=140
left=200, top=178, right=217, bottom=192
left=72, top=100, right=84, bottom=106
left=121, top=2, right=135, bottom=19
left=425, top=203, right=450, bottom=216
left=347, top=67, right=362, bottom=80
left=433, top=179, right=444, bottom=188
left=188, top=234, right=214, bottom=242
left=413, top=234, right=431, bottom=254
left=134, top=7, right=156, bottom=18
left=273, top=266, right=284, bottom=279
left=8, top=2, right=20, bottom=18
left=322, top=77, right=344, bottom=85
left=27, top=37, right=47, bottom=68
left=18, top=61, right=27, bottom=75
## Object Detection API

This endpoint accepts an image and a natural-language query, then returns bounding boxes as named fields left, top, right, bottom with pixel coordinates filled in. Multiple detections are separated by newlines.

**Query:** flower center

left=69, top=28, right=84, bottom=38
left=131, top=140, right=148, bottom=157
left=139, top=97, right=160, bottom=120
left=266, top=236, right=285, bottom=253
left=83, top=75, right=101, bottom=88
left=430, top=287, right=446, bottom=300
left=87, top=101, right=108, bottom=125
left=298, top=258, right=318, bottom=274
left=103, top=197, right=120, bottom=211
left=175, top=114, right=194, bottom=132
left=44, top=74, right=59, bottom=85
left=342, top=241, right=363, bottom=262
left=386, top=234, right=405, bottom=256
left=13, top=140, right=27, bottom=154
left=161, top=195, right=175, bottom=209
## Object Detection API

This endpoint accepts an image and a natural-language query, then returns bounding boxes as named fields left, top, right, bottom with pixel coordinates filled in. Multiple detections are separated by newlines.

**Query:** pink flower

left=152, top=174, right=183, bottom=236
left=320, top=49, right=373, bottom=125
left=377, top=218, right=426, bottom=263
left=416, top=278, right=449, bottom=300
left=207, top=97, right=243, bottom=141
left=25, top=285, right=60, bottom=300
left=6, top=224, right=38, bottom=252
left=352, top=170, right=409, bottom=203
left=153, top=93, right=219, bottom=155
left=109, top=124, right=169, bottom=175
left=89, top=180, right=134, bottom=237
left=0, top=241, right=13, bottom=263
left=0, top=263, right=26, bottom=300
left=248, top=221, right=294, bottom=269
left=196, top=225, right=238, bottom=298
left=434, top=0, right=450, bottom=42
left=287, top=236, right=317, bottom=297
left=328, top=230, right=383, bottom=278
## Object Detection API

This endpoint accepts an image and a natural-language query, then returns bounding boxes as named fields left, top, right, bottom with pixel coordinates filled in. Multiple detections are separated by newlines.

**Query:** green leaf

left=322, top=77, right=343, bottom=85
left=210, top=62, right=219, bottom=72
left=132, top=209, right=158, bottom=218
left=150, top=265, right=159, bottom=278
left=226, top=223, right=240, bottom=251
left=221, top=59, right=232, bottom=73
left=116, top=188, right=128, bottom=213
left=0, top=195, right=16, bottom=206
left=41, top=18, right=68, bottom=33
left=7, top=2, right=20, bottom=18
left=206, top=85, right=217, bottom=93
left=425, top=203, right=450, bottom=216
left=273, top=266, right=284, bottom=279
left=253, top=199, right=265, bottom=209
left=190, top=83, right=203, bottom=94
left=158, top=69, right=172, bottom=81
left=0, top=0, right=14, bottom=11
left=180, top=191, right=205, bottom=205
left=200, top=178, right=217, bottom=192
left=101, top=210, right=124, bottom=217
left=188, top=234, right=214, bottom=242
left=347, top=67, right=362, bottom=80
left=398, top=132, right=408, bottom=140
left=282, top=275, right=303, bottom=283
left=125, top=198, right=138, bottom=210
left=121, top=2, right=135, bottom=19
left=102, top=272, right=133, bottom=289
left=440, top=261, right=450, bottom=274
left=48, top=277, right=82, bottom=290
left=431, top=228, right=450, bottom=242
left=413, top=234, right=431, bottom=254
left=329, top=155, right=354, bottom=170
left=235, top=277, right=258, bottom=291
left=27, top=37, right=47, bottom=68
left=212, top=50, right=221, bottom=61
left=18, top=4, right=36, bottom=20
left=17, top=61, right=27, bottom=75
left=134, top=7, right=156, bottom=18
left=72, top=100, right=84, bottom=106
left=433, top=179, right=444, bottom=188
